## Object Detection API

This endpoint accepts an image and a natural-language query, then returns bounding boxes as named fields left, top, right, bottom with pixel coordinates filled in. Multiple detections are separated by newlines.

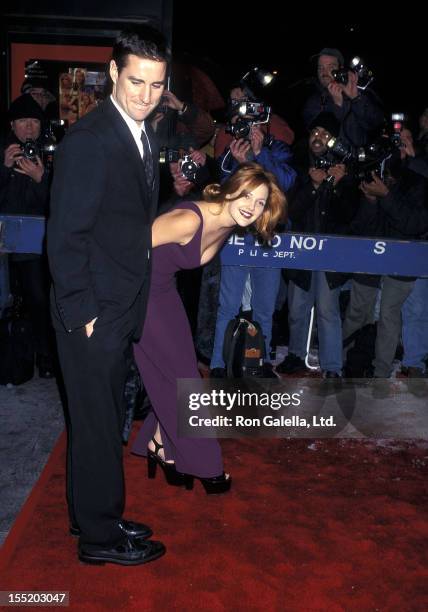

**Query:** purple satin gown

left=131, top=201, right=224, bottom=478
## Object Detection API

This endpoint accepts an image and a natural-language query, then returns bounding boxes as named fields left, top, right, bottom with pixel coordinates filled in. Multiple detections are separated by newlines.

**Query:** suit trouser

left=55, top=307, right=136, bottom=546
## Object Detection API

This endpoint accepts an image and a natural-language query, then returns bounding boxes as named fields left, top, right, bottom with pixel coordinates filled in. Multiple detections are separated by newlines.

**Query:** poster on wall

left=58, top=67, right=107, bottom=125
left=24, top=59, right=107, bottom=126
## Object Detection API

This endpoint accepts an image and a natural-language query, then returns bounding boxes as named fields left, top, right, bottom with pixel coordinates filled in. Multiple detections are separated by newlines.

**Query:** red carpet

left=1, top=429, right=427, bottom=611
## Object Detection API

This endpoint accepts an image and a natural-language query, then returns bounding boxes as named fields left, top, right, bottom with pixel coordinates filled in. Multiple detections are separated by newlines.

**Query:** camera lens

left=233, top=119, right=251, bottom=139
left=180, top=156, right=198, bottom=181
left=22, top=139, right=39, bottom=161
left=332, top=69, right=348, bottom=85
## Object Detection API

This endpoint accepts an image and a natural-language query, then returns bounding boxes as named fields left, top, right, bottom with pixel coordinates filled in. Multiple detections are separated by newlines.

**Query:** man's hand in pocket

left=85, top=317, right=98, bottom=338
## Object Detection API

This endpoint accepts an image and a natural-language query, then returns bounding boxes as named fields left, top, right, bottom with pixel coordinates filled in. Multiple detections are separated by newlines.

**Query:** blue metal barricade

left=1, top=215, right=427, bottom=313
left=220, top=232, right=428, bottom=278
left=0, top=215, right=47, bottom=313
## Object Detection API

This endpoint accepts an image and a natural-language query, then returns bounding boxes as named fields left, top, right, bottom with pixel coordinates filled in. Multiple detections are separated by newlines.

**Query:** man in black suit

left=48, top=26, right=169, bottom=566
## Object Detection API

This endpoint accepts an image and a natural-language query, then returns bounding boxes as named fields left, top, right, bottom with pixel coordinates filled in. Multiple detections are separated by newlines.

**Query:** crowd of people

left=1, top=26, right=427, bottom=566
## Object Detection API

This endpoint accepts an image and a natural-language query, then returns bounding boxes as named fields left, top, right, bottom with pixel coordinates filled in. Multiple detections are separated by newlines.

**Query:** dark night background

left=171, top=4, right=426, bottom=136
left=1, top=2, right=426, bottom=137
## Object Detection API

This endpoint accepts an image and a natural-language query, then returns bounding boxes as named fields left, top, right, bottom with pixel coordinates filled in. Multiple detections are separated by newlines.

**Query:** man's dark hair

left=112, top=24, right=170, bottom=72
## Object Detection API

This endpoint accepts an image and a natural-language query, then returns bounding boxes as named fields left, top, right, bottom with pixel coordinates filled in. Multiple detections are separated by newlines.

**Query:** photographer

left=215, top=84, right=294, bottom=158
left=303, top=48, right=384, bottom=147
left=209, top=102, right=296, bottom=378
left=0, top=94, right=54, bottom=378
left=151, top=88, right=215, bottom=150
left=399, top=123, right=428, bottom=392
left=343, top=127, right=428, bottom=393
left=278, top=112, right=358, bottom=378
left=401, top=117, right=428, bottom=180
left=152, top=88, right=217, bottom=206
left=169, top=147, right=218, bottom=199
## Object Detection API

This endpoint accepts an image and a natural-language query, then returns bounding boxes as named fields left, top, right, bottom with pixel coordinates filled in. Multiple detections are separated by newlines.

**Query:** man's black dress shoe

left=70, top=519, right=153, bottom=540
left=78, top=536, right=166, bottom=566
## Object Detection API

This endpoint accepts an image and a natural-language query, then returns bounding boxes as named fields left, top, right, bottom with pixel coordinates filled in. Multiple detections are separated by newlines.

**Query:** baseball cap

left=312, top=48, right=344, bottom=66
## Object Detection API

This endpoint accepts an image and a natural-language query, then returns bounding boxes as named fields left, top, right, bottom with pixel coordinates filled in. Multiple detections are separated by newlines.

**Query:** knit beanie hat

left=8, top=94, right=46, bottom=122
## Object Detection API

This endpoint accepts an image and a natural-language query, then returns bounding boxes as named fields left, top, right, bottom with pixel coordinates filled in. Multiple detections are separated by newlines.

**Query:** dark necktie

left=140, top=128, right=154, bottom=191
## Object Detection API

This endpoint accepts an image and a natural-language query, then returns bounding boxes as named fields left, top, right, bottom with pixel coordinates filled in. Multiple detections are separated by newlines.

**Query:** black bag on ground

left=223, top=317, right=265, bottom=378
left=0, top=313, right=34, bottom=385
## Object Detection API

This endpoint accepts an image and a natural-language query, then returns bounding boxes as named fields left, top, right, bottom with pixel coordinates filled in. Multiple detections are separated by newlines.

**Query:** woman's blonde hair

left=203, top=162, right=287, bottom=241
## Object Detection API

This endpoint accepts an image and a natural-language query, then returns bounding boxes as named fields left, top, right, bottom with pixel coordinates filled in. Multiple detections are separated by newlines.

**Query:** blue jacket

left=218, top=139, right=297, bottom=193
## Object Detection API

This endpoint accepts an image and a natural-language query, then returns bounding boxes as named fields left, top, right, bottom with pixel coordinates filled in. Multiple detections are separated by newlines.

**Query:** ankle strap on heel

left=151, top=437, right=164, bottom=456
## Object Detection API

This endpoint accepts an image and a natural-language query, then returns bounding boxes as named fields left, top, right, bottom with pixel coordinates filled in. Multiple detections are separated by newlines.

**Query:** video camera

left=160, top=148, right=200, bottom=182
left=332, top=56, right=374, bottom=91
left=226, top=99, right=271, bottom=140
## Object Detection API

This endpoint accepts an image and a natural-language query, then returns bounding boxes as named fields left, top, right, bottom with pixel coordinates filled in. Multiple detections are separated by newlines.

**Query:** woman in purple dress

left=132, top=162, right=286, bottom=493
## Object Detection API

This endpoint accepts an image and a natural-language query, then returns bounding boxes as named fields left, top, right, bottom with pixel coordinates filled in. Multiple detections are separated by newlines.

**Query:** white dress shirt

left=110, top=95, right=151, bottom=159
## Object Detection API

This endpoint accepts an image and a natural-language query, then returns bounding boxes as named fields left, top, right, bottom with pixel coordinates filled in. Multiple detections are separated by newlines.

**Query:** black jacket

left=47, top=98, right=160, bottom=334
left=0, top=134, right=50, bottom=262
left=0, top=134, right=50, bottom=216
left=350, top=165, right=428, bottom=284
left=303, top=82, right=384, bottom=147
left=284, top=165, right=358, bottom=291
left=351, top=167, right=428, bottom=240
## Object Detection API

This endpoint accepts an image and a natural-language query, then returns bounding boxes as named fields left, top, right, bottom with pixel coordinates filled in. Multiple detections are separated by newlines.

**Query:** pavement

left=0, top=376, right=64, bottom=546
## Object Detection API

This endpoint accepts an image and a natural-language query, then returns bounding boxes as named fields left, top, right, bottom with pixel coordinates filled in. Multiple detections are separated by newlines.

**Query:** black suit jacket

left=47, top=98, right=160, bottom=334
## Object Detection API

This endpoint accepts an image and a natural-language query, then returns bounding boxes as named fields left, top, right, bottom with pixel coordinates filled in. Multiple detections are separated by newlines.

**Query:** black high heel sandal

left=183, top=472, right=232, bottom=495
left=147, top=438, right=186, bottom=487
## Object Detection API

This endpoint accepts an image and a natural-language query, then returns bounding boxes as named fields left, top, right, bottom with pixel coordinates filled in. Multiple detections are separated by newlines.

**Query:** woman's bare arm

left=151, top=208, right=202, bottom=248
